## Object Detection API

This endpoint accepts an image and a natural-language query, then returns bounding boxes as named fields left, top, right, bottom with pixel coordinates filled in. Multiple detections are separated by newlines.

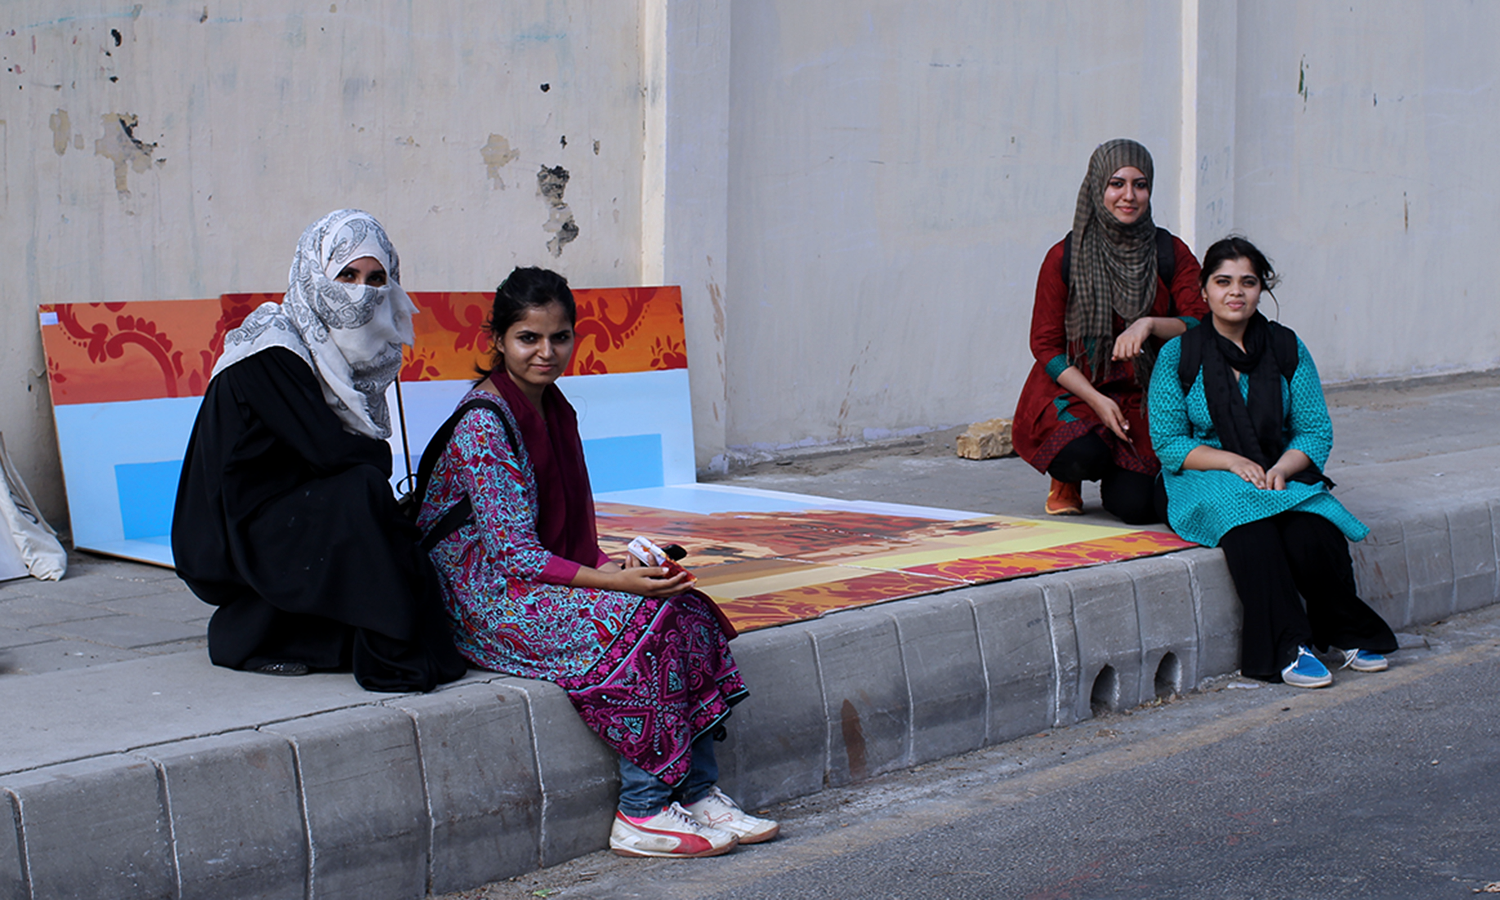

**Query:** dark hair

left=1199, top=235, right=1279, bottom=292
left=477, top=267, right=576, bottom=381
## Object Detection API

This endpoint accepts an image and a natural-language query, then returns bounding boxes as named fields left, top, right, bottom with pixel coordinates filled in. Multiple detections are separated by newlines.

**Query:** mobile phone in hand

left=627, top=536, right=692, bottom=580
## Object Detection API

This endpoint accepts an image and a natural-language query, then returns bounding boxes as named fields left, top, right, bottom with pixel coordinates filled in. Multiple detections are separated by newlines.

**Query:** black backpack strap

left=416, top=396, right=521, bottom=553
left=1267, top=320, right=1299, bottom=380
left=1059, top=230, right=1073, bottom=287
left=1177, top=320, right=1206, bottom=396
left=1155, top=228, right=1177, bottom=288
left=1059, top=227, right=1176, bottom=288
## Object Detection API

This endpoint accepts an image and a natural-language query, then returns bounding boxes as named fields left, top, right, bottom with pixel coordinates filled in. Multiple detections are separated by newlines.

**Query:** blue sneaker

left=1281, top=646, right=1333, bottom=688
left=1336, top=648, right=1389, bottom=672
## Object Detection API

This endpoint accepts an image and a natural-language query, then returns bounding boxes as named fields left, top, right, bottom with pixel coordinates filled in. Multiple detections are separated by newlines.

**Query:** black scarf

left=1194, top=313, right=1326, bottom=486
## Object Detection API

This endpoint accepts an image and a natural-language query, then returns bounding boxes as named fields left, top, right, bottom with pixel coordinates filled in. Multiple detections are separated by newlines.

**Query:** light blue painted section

left=384, top=369, right=696, bottom=492
left=562, top=370, right=696, bottom=484
left=115, top=460, right=180, bottom=541
left=54, top=398, right=204, bottom=565
left=582, top=434, right=664, bottom=492
left=82, top=539, right=175, bottom=568
left=593, top=483, right=983, bottom=520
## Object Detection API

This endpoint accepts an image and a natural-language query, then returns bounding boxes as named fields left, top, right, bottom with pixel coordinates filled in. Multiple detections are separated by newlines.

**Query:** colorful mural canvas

left=39, top=288, right=1194, bottom=630
left=39, top=288, right=694, bottom=566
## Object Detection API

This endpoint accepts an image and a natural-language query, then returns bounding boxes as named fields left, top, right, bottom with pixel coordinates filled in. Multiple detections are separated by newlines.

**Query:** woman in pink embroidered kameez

left=418, top=267, right=777, bottom=858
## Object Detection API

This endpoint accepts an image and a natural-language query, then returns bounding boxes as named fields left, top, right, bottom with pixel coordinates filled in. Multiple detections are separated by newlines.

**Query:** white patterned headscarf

left=213, top=209, right=418, bottom=439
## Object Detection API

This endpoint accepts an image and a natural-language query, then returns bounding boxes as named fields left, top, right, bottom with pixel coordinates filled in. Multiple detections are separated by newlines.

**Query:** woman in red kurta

left=1012, top=139, right=1207, bottom=522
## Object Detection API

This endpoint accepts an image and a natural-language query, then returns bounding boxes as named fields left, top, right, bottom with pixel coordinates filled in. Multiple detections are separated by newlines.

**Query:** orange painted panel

left=402, top=286, right=686, bottom=381
left=41, top=285, right=686, bottom=405
left=40, top=296, right=267, bottom=405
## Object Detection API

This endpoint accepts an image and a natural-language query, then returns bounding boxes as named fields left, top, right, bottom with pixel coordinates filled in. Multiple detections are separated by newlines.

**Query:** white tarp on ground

left=0, top=433, right=66, bottom=581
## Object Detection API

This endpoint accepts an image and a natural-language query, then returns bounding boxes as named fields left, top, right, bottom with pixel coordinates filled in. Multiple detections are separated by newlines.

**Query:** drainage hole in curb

left=1155, top=652, right=1182, bottom=699
left=1089, top=665, right=1118, bottom=718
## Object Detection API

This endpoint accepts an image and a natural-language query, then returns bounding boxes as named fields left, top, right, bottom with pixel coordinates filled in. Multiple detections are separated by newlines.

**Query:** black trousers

left=1047, top=432, right=1163, bottom=525
left=1218, top=511, right=1397, bottom=680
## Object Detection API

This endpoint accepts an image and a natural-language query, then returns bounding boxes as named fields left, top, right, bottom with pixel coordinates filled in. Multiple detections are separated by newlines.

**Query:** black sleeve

left=220, top=348, right=393, bottom=478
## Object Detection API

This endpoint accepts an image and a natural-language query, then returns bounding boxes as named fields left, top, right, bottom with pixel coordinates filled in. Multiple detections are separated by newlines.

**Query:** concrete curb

left=4, top=494, right=1497, bottom=898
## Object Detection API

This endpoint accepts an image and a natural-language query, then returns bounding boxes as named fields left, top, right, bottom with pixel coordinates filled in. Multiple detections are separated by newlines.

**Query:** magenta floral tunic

left=418, top=386, right=746, bottom=783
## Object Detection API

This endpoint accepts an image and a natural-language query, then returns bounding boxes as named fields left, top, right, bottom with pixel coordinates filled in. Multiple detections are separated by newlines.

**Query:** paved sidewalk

left=1, top=371, right=1497, bottom=900
left=4, top=371, right=1494, bottom=676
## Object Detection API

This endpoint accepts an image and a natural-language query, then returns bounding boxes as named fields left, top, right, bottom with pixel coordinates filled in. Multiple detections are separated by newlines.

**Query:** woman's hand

left=1224, top=454, right=1269, bottom=489
left=1184, top=445, right=1282, bottom=490
left=609, top=566, right=695, bottom=598
left=1056, top=366, right=1130, bottom=440
left=1112, top=318, right=1155, bottom=361
left=1086, top=394, right=1130, bottom=441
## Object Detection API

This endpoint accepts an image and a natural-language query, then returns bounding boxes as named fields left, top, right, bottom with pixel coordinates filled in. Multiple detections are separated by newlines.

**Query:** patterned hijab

left=213, top=209, right=418, bottom=439
left=1065, top=139, right=1160, bottom=384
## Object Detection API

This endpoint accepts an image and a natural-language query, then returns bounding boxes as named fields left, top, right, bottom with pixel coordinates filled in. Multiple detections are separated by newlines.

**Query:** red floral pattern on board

left=40, top=286, right=687, bottom=405
left=400, top=287, right=686, bottom=382
left=47, top=302, right=197, bottom=402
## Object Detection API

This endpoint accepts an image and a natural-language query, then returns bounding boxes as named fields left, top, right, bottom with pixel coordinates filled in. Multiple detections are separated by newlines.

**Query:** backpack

left=401, top=397, right=520, bottom=553
left=1058, top=227, right=1178, bottom=290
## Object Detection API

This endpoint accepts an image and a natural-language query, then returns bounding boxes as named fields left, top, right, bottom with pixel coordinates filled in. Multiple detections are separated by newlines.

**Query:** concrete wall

left=5, top=0, right=1498, bottom=527
left=721, top=1, right=1192, bottom=453
left=1, top=0, right=649, bottom=525
left=718, top=0, right=1500, bottom=454
left=1225, top=0, right=1500, bottom=382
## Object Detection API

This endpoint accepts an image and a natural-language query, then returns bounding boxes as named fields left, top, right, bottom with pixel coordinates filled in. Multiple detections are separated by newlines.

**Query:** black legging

left=1047, top=432, right=1163, bottom=525
left=1218, top=511, right=1397, bottom=680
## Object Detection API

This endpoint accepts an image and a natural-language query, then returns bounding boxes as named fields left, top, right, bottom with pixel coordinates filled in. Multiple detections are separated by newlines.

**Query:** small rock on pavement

left=956, top=418, right=1013, bottom=460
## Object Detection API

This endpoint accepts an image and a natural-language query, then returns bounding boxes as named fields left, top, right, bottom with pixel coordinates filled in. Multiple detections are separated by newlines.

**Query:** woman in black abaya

left=172, top=209, right=466, bottom=692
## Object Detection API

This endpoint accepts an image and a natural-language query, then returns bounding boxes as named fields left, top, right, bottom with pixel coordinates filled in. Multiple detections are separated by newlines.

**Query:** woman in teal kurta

left=1149, top=236, right=1396, bottom=687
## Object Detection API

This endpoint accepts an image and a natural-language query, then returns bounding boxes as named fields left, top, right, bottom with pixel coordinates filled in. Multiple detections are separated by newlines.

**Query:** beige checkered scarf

left=1065, top=139, right=1159, bottom=385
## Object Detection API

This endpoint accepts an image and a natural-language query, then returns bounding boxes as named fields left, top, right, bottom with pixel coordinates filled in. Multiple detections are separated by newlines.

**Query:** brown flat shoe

left=1045, top=478, right=1083, bottom=515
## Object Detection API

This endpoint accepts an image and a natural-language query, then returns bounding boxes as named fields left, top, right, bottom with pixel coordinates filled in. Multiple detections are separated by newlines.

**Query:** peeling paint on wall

left=94, top=113, right=159, bottom=195
left=480, top=133, right=520, bottom=188
left=537, top=164, right=578, bottom=256
left=48, top=109, right=69, bottom=155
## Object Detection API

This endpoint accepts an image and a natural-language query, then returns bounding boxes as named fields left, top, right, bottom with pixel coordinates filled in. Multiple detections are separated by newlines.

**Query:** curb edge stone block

left=967, top=579, right=1052, bottom=745
left=1180, top=548, right=1240, bottom=680
left=388, top=682, right=542, bottom=893
left=887, top=593, right=987, bottom=765
left=1447, top=504, right=1497, bottom=614
left=262, top=706, right=427, bottom=900
left=1403, top=511, right=1456, bottom=626
left=0, top=788, right=19, bottom=900
left=1128, top=555, right=1200, bottom=695
left=1064, top=566, right=1144, bottom=716
left=497, top=677, right=616, bottom=866
left=3, top=755, right=173, bottom=900
left=804, top=609, right=910, bottom=786
left=143, top=730, right=307, bottom=900
left=1349, top=517, right=1412, bottom=627
left=714, top=625, right=825, bottom=810
left=1036, top=576, right=1080, bottom=727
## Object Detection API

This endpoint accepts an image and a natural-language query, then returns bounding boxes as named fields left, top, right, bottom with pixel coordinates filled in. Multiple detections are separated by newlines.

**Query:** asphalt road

left=444, top=603, right=1500, bottom=900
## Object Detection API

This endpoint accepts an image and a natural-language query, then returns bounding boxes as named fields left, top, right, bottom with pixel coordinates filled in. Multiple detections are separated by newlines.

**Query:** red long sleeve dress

left=1012, top=235, right=1207, bottom=477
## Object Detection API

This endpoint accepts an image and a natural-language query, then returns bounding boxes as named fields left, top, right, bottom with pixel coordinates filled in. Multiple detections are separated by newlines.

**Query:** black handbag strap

left=416, top=396, right=519, bottom=552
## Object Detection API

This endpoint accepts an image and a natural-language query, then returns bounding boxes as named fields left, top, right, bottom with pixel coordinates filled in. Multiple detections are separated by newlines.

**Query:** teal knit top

left=1148, top=333, right=1367, bottom=548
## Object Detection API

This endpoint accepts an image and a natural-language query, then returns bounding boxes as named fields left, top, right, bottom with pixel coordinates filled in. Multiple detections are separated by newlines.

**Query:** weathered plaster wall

left=722, top=1, right=1192, bottom=452
left=1, top=1, right=647, bottom=525
left=5, top=0, right=1497, bottom=528
left=715, top=0, right=1499, bottom=455
left=1229, top=0, right=1500, bottom=382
